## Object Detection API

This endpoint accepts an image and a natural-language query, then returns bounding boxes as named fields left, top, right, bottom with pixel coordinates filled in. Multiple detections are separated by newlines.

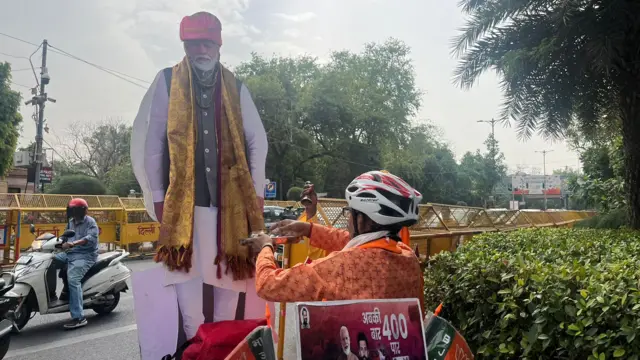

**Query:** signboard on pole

left=39, top=167, right=53, bottom=184
left=264, top=181, right=277, bottom=199
left=511, top=175, right=563, bottom=195
left=294, top=299, right=427, bottom=360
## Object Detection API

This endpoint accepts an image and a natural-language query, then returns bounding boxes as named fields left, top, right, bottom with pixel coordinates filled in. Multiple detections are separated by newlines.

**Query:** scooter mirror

left=62, top=230, right=76, bottom=239
left=29, top=224, right=35, bottom=234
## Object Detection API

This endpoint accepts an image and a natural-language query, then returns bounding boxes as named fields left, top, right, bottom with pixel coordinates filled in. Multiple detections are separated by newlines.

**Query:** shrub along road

left=424, top=228, right=640, bottom=359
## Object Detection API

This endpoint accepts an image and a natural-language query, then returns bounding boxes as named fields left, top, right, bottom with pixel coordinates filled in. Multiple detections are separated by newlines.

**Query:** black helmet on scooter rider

left=67, top=198, right=89, bottom=220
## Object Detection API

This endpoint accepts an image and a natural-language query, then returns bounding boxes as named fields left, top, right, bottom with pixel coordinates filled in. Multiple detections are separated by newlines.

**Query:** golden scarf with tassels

left=155, top=57, right=264, bottom=280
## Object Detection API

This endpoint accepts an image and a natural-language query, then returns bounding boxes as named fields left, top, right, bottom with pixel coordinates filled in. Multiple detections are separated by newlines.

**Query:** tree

left=453, top=0, right=640, bottom=227
left=237, top=40, right=514, bottom=204
left=56, top=119, right=132, bottom=179
left=381, top=124, right=462, bottom=204
left=236, top=39, right=425, bottom=198
left=0, top=63, right=23, bottom=177
left=236, top=54, right=326, bottom=197
left=47, top=174, right=107, bottom=195
left=105, top=160, right=141, bottom=196
left=564, top=123, right=626, bottom=212
left=302, top=39, right=422, bottom=196
left=18, top=141, right=35, bottom=153
left=454, top=133, right=508, bottom=207
left=54, top=119, right=136, bottom=195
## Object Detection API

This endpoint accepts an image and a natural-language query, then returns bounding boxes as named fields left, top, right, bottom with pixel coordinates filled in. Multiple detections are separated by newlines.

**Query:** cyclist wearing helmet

left=242, top=171, right=424, bottom=310
left=48, top=198, right=100, bottom=329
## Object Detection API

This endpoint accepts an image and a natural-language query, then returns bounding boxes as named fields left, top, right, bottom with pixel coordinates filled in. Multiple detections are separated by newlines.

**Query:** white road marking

left=5, top=324, right=138, bottom=358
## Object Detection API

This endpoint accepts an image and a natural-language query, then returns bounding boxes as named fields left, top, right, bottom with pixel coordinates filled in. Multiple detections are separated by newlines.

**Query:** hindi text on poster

left=294, top=299, right=427, bottom=360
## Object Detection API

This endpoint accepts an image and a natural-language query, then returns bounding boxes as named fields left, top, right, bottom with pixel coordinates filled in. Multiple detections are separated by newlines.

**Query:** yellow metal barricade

left=0, top=194, right=20, bottom=265
left=17, top=194, right=122, bottom=250
left=0, top=194, right=599, bottom=264
left=119, top=197, right=158, bottom=255
left=268, top=199, right=598, bottom=261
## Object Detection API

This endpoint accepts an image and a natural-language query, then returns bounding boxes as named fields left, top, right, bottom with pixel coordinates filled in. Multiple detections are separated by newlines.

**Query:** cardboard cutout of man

left=131, top=11, right=271, bottom=342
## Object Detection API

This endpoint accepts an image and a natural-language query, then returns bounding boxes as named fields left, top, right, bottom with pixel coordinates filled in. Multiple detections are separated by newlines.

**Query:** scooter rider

left=47, top=198, right=99, bottom=329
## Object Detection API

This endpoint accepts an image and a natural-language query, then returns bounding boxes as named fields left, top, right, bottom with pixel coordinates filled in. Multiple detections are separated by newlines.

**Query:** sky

left=0, top=0, right=581, bottom=174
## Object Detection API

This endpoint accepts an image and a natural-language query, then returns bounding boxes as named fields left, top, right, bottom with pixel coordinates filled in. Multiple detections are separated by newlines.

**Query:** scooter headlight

left=30, top=240, right=44, bottom=251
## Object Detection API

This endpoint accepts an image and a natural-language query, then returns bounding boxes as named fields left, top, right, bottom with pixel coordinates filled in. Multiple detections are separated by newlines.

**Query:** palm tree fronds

left=453, top=0, right=634, bottom=139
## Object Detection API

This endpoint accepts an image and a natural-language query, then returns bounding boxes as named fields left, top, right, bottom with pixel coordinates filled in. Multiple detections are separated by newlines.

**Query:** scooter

left=0, top=225, right=132, bottom=331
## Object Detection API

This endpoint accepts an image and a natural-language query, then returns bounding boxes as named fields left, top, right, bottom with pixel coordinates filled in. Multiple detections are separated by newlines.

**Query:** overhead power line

left=0, top=32, right=151, bottom=89
left=8, top=81, right=34, bottom=89
left=0, top=50, right=28, bottom=59
left=0, top=32, right=40, bottom=47
left=48, top=44, right=151, bottom=88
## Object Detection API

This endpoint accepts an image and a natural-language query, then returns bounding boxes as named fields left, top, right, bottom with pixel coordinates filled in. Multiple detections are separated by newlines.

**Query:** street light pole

left=477, top=118, right=497, bottom=139
left=478, top=119, right=498, bottom=208
left=535, top=149, right=553, bottom=210
left=34, top=40, right=48, bottom=193
left=26, top=40, right=55, bottom=193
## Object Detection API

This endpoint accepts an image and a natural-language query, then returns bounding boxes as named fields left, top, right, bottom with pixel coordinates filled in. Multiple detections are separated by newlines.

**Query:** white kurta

left=131, top=68, right=268, bottom=290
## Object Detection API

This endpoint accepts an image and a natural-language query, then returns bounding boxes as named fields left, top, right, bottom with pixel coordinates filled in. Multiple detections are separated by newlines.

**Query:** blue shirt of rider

left=65, top=215, right=99, bottom=262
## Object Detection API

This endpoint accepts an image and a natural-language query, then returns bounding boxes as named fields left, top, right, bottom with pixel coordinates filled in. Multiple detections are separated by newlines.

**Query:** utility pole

left=26, top=40, right=55, bottom=193
left=478, top=118, right=498, bottom=208
left=535, top=149, right=553, bottom=210
left=477, top=118, right=497, bottom=140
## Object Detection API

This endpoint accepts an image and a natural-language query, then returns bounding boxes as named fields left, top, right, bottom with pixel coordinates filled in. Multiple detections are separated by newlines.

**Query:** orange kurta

left=255, top=225, right=425, bottom=313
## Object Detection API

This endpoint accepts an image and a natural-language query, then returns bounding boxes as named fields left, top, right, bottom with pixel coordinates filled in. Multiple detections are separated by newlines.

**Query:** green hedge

left=47, top=174, right=107, bottom=195
left=286, top=186, right=303, bottom=201
left=424, top=228, right=640, bottom=359
left=574, top=208, right=628, bottom=229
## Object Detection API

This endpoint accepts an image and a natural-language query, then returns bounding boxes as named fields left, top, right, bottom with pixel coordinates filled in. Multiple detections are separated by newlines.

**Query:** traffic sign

left=39, top=167, right=53, bottom=184
left=265, top=181, right=277, bottom=199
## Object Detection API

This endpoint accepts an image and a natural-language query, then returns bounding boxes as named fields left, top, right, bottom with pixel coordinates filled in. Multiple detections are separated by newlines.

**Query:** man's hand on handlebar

left=61, top=242, right=73, bottom=250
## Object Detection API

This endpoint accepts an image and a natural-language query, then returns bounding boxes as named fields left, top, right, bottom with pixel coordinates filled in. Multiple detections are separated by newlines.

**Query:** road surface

left=4, top=259, right=298, bottom=360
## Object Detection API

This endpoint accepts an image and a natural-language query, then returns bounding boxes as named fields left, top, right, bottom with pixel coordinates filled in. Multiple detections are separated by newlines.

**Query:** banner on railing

left=294, top=299, right=427, bottom=360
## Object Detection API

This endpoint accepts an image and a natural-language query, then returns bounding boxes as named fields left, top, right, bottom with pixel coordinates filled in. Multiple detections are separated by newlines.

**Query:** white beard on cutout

left=188, top=54, right=219, bottom=83
left=190, top=55, right=216, bottom=71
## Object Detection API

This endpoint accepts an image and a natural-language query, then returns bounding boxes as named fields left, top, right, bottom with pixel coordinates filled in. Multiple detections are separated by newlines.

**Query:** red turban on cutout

left=180, top=12, right=222, bottom=45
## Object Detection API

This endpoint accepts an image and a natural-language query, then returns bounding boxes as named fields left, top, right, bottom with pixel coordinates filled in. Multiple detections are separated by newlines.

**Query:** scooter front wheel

left=11, top=301, right=31, bottom=332
left=92, top=291, right=120, bottom=315
left=0, top=332, right=9, bottom=359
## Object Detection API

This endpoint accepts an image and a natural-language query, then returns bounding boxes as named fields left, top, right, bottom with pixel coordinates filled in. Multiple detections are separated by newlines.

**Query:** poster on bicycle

left=294, top=299, right=427, bottom=360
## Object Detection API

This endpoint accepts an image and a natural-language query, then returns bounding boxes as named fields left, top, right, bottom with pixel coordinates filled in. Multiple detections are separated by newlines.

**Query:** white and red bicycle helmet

left=345, top=170, right=422, bottom=227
